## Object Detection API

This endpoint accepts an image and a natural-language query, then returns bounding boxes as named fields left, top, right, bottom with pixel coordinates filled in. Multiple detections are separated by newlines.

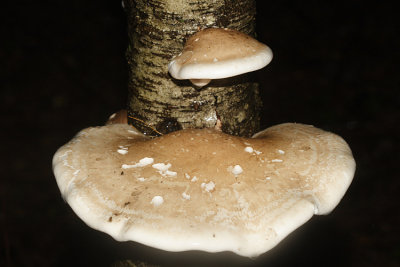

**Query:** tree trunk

left=124, top=0, right=261, bottom=137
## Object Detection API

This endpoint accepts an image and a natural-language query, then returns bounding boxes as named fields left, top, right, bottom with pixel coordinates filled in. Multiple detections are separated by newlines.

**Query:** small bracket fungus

left=53, top=123, right=355, bottom=257
left=106, top=109, right=128, bottom=125
left=168, top=28, right=273, bottom=88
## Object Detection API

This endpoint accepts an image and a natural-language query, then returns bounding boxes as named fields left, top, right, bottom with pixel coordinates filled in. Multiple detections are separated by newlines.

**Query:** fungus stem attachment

left=127, top=115, right=163, bottom=136
left=190, top=79, right=211, bottom=88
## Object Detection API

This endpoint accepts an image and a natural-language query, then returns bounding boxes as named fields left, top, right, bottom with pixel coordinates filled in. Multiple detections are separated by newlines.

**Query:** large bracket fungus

left=53, top=123, right=355, bottom=257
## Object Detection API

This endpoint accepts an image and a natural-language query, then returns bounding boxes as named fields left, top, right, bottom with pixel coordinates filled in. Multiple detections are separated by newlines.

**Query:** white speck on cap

left=231, top=165, right=243, bottom=175
left=165, top=170, right=177, bottom=177
left=152, top=163, right=171, bottom=172
left=182, top=192, right=191, bottom=200
left=137, top=157, right=154, bottom=166
left=151, top=196, right=164, bottom=207
left=117, top=149, right=128, bottom=155
left=244, top=147, right=254, bottom=153
left=122, top=157, right=154, bottom=169
left=201, top=181, right=215, bottom=192
left=121, top=164, right=132, bottom=169
left=152, top=162, right=177, bottom=177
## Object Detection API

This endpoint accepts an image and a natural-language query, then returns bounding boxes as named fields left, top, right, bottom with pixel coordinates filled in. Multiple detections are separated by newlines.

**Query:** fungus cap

left=168, top=28, right=273, bottom=87
left=106, top=109, right=127, bottom=125
left=53, top=123, right=355, bottom=257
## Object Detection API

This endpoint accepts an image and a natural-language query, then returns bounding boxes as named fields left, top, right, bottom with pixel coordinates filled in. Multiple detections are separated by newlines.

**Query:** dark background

left=1, top=0, right=399, bottom=266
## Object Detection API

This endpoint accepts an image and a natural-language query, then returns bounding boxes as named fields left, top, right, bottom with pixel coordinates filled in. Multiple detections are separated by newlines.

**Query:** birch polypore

left=53, top=123, right=355, bottom=257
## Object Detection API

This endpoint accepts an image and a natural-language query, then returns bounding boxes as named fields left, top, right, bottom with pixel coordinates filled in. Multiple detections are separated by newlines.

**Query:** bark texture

left=125, top=0, right=261, bottom=137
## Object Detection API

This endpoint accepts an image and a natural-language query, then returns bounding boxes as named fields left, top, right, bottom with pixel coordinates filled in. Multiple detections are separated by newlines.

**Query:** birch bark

left=125, top=0, right=260, bottom=137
